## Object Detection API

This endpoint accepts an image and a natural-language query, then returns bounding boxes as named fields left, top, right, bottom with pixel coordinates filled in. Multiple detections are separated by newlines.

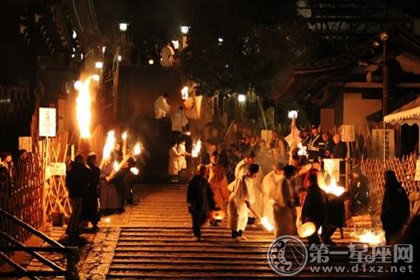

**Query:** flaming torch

left=191, top=140, right=201, bottom=158
left=321, top=178, right=345, bottom=197
left=357, top=230, right=385, bottom=245
left=100, top=130, right=116, bottom=168
left=75, top=74, right=99, bottom=157
left=122, top=131, right=128, bottom=157
left=133, top=142, right=141, bottom=155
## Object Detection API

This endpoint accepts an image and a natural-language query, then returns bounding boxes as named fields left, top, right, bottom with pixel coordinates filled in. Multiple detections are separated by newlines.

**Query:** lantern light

left=181, top=86, right=189, bottom=100
left=95, top=61, right=103, bottom=69
left=118, top=55, right=122, bottom=62
left=72, top=30, right=77, bottom=39
left=238, top=94, right=246, bottom=103
left=148, top=59, right=154, bottom=65
left=180, top=25, right=190, bottom=34
left=288, top=110, right=298, bottom=119
left=119, top=23, right=128, bottom=31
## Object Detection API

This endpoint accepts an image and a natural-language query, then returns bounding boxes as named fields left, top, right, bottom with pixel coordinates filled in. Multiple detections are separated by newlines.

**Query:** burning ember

left=298, top=221, right=316, bottom=238
left=133, top=142, right=141, bottom=155
left=261, top=216, right=274, bottom=232
left=191, top=140, right=201, bottom=158
left=130, top=167, right=139, bottom=175
left=357, top=230, right=385, bottom=245
left=322, top=178, right=345, bottom=197
left=113, top=161, right=120, bottom=172
left=102, top=130, right=116, bottom=161
left=75, top=75, right=98, bottom=138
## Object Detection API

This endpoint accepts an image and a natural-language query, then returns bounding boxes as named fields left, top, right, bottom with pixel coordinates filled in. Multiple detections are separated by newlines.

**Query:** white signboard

left=18, top=137, right=32, bottom=152
left=39, top=107, right=56, bottom=137
left=45, top=162, right=66, bottom=180
left=340, top=125, right=355, bottom=142
left=415, top=160, right=420, bottom=181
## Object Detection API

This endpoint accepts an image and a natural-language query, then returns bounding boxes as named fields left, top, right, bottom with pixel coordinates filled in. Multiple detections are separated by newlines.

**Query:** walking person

left=81, top=153, right=101, bottom=231
left=228, top=164, right=259, bottom=239
left=381, top=170, right=410, bottom=244
left=187, top=165, right=216, bottom=241
left=66, top=155, right=90, bottom=239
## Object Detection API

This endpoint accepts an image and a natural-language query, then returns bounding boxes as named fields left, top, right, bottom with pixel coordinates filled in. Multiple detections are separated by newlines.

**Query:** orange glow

left=191, top=140, right=201, bottom=158
left=133, top=142, right=141, bottom=155
left=75, top=75, right=98, bottom=138
left=103, top=130, right=116, bottom=161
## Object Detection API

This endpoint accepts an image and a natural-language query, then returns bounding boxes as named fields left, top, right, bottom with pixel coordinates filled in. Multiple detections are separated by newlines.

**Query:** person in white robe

left=177, top=139, right=190, bottom=171
left=168, top=142, right=182, bottom=182
left=154, top=94, right=171, bottom=119
left=271, top=165, right=298, bottom=237
left=262, top=162, right=284, bottom=226
left=160, top=43, right=175, bottom=67
left=228, top=164, right=259, bottom=239
left=171, top=106, right=189, bottom=133
left=234, top=152, right=264, bottom=218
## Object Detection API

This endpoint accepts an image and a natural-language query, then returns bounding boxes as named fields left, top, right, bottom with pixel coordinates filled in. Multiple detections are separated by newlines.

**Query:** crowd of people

left=185, top=125, right=411, bottom=245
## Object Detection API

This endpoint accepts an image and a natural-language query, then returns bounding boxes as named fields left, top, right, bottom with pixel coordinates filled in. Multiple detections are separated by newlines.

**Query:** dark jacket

left=302, top=183, right=327, bottom=228
left=332, top=142, right=347, bottom=158
left=66, top=162, right=91, bottom=198
left=187, top=175, right=216, bottom=214
left=381, top=183, right=410, bottom=232
left=350, top=175, right=370, bottom=215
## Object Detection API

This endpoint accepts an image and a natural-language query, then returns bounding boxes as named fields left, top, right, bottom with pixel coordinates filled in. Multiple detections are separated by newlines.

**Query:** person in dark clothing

left=381, top=170, right=410, bottom=244
left=187, top=165, right=216, bottom=240
left=81, top=153, right=101, bottom=231
left=66, top=154, right=91, bottom=237
left=322, top=191, right=349, bottom=245
left=301, top=174, right=327, bottom=244
left=319, top=132, right=333, bottom=158
left=331, top=133, right=347, bottom=158
left=350, top=168, right=370, bottom=215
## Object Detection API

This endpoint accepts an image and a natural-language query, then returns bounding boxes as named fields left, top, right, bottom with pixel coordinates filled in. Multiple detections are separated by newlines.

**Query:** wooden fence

left=0, top=153, right=44, bottom=246
left=360, top=153, right=420, bottom=216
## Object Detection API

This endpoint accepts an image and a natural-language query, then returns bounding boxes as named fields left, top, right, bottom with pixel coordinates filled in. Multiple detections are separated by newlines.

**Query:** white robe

left=262, top=170, right=284, bottom=225
left=168, top=145, right=181, bottom=175
left=234, top=159, right=263, bottom=216
left=177, top=143, right=187, bottom=170
left=171, top=109, right=188, bottom=132
left=154, top=96, right=171, bottom=119
left=228, top=176, right=255, bottom=232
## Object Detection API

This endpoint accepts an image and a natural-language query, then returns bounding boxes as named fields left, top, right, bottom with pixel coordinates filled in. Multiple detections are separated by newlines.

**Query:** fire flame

left=103, top=130, right=116, bottom=161
left=133, top=142, right=141, bottom=155
left=191, top=140, right=201, bottom=158
left=122, top=131, right=128, bottom=140
left=358, top=230, right=385, bottom=245
left=298, top=221, right=316, bottom=238
left=130, top=167, right=139, bottom=175
left=261, top=217, right=274, bottom=232
left=322, top=178, right=345, bottom=197
left=297, top=142, right=308, bottom=157
left=75, top=76, right=97, bottom=138
left=113, top=161, right=120, bottom=172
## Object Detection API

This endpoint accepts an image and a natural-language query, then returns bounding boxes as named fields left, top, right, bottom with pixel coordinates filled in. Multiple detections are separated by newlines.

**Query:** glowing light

left=297, top=142, right=308, bottom=157
left=103, top=130, right=116, bottom=161
left=238, top=94, right=246, bottom=103
left=358, top=230, right=385, bottom=245
left=71, top=54, right=75, bottom=58
left=130, top=167, right=139, bottom=175
left=75, top=76, right=98, bottom=138
left=191, top=140, right=201, bottom=158
left=80, top=53, right=84, bottom=60
left=119, top=23, right=128, bottom=31
left=218, top=37, right=224, bottom=45
left=185, top=131, right=191, bottom=136
left=148, top=59, right=154, bottom=65
left=122, top=131, right=128, bottom=140
left=318, top=226, right=323, bottom=235
left=180, top=25, right=190, bottom=34
left=102, top=46, right=106, bottom=54
left=322, top=178, right=345, bottom=197
left=72, top=30, right=77, bottom=39
left=171, top=40, right=180, bottom=50
left=181, top=86, right=189, bottom=100
left=92, top=74, right=100, bottom=82
left=298, top=222, right=316, bottom=238
left=288, top=110, right=298, bottom=119
left=113, top=161, right=120, bottom=172
left=95, top=61, right=103, bottom=69
left=133, top=142, right=141, bottom=155
left=261, top=217, right=274, bottom=232
left=212, top=210, right=225, bottom=221
left=104, top=217, right=111, bottom=223
left=118, top=55, right=122, bottom=62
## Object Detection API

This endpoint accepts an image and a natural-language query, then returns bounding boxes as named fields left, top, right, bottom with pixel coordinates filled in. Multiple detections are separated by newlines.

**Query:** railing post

left=65, top=247, right=80, bottom=280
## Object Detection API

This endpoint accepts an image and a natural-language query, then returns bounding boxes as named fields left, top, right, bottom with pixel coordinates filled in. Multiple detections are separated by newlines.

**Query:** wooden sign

left=323, top=158, right=340, bottom=182
left=415, top=160, right=420, bottom=181
left=340, top=125, right=355, bottom=142
left=45, top=162, right=66, bottom=180
left=18, top=137, right=32, bottom=152
left=39, top=107, right=56, bottom=137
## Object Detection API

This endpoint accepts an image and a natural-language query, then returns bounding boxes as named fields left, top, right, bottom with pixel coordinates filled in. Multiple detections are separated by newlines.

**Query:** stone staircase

left=106, top=184, right=386, bottom=279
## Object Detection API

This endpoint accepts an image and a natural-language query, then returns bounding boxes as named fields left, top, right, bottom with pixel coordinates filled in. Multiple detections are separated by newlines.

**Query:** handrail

left=0, top=208, right=64, bottom=248
left=0, top=251, right=40, bottom=280
left=0, top=208, right=80, bottom=279
left=0, top=230, right=65, bottom=272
